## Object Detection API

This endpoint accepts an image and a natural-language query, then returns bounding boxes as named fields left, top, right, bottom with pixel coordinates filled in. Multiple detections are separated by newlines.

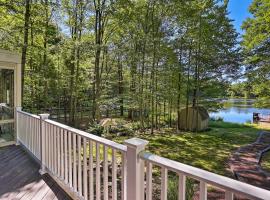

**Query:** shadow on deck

left=0, top=145, right=72, bottom=200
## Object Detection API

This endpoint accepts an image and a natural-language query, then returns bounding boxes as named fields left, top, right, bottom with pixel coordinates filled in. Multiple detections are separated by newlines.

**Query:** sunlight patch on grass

left=109, top=121, right=262, bottom=176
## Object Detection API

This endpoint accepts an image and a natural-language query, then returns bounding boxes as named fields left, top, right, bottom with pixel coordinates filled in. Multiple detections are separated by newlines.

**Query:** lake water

left=209, top=99, right=270, bottom=124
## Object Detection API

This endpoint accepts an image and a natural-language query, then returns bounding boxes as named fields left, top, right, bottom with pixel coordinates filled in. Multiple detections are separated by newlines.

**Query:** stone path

left=193, top=131, right=270, bottom=200
left=228, top=131, right=270, bottom=190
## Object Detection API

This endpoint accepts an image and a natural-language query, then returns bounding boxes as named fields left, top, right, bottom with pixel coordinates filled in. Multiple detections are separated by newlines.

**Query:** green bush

left=87, top=122, right=104, bottom=136
left=109, top=125, right=133, bottom=136
left=210, top=116, right=224, bottom=122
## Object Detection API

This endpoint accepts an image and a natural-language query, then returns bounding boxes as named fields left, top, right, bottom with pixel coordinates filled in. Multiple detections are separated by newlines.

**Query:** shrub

left=109, top=125, right=133, bottom=136
left=87, top=122, right=104, bottom=136
left=210, top=116, right=224, bottom=122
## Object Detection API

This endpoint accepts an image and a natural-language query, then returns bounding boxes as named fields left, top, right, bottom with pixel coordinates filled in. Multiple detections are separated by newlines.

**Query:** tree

left=242, top=0, right=270, bottom=104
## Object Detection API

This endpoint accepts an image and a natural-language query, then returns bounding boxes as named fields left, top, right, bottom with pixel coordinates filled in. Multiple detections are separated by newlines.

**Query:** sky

left=227, top=0, right=253, bottom=34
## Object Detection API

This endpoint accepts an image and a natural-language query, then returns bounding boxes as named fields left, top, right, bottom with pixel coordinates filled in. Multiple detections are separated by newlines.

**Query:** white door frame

left=0, top=50, right=21, bottom=146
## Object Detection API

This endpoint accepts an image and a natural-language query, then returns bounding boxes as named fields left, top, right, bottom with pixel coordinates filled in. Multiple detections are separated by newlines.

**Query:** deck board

left=0, top=145, right=72, bottom=200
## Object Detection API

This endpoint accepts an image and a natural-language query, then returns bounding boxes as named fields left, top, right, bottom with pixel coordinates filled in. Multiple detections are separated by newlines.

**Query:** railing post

left=15, top=106, right=22, bottom=145
left=124, top=138, right=149, bottom=200
left=39, top=113, right=50, bottom=175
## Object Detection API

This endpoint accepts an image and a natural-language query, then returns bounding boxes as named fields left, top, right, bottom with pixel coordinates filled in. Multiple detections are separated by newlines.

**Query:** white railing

left=17, top=110, right=41, bottom=160
left=16, top=110, right=270, bottom=200
left=141, top=152, right=270, bottom=200
left=17, top=110, right=127, bottom=200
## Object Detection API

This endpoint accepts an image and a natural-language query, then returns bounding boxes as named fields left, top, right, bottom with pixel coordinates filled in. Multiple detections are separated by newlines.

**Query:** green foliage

left=241, top=0, right=270, bottom=102
left=0, top=0, right=241, bottom=130
left=109, top=125, right=134, bottom=136
left=111, top=121, right=260, bottom=175
left=87, top=123, right=104, bottom=136
left=210, top=116, right=224, bottom=122
left=261, top=151, right=270, bottom=172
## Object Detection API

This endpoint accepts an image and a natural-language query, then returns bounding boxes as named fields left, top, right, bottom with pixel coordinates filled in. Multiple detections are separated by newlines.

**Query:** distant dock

left=253, top=113, right=270, bottom=123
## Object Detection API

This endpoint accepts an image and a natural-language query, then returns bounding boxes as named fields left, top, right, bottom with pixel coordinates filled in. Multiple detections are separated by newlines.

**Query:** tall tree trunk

left=128, top=42, right=138, bottom=120
left=21, top=0, right=31, bottom=106
left=43, top=0, right=49, bottom=110
left=185, top=44, right=192, bottom=130
left=74, top=1, right=85, bottom=127
left=177, top=43, right=183, bottom=131
left=92, top=0, right=105, bottom=121
left=118, top=55, right=124, bottom=116
left=150, top=40, right=156, bottom=134
left=29, top=19, right=34, bottom=111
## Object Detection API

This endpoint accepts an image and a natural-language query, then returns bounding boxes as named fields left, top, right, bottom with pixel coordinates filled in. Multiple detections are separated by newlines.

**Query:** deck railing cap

left=39, top=113, right=50, bottom=119
left=124, top=137, right=149, bottom=151
left=16, top=106, right=22, bottom=111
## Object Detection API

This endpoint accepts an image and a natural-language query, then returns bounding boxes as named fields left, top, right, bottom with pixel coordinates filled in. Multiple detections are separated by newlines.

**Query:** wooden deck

left=0, top=145, right=72, bottom=200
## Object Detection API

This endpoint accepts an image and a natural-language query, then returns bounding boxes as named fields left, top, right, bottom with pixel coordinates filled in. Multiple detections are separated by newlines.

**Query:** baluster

left=83, top=138, right=88, bottom=200
left=24, top=114, right=27, bottom=145
left=89, top=140, right=94, bottom=200
left=34, top=118, right=37, bottom=157
left=23, top=115, right=25, bottom=145
left=22, top=115, right=25, bottom=145
left=29, top=116, right=31, bottom=149
left=199, top=181, right=207, bottom=200
left=23, top=114, right=25, bottom=144
left=68, top=131, right=72, bottom=187
left=30, top=117, right=32, bottom=151
left=178, top=174, right=186, bottom=200
left=19, top=113, right=22, bottom=142
left=103, top=145, right=108, bottom=200
left=112, top=149, right=117, bottom=200
left=32, top=117, right=34, bottom=153
left=30, top=116, right=32, bottom=151
left=73, top=133, right=77, bottom=191
left=60, top=129, right=64, bottom=179
left=44, top=123, right=48, bottom=167
left=64, top=130, right=68, bottom=183
left=49, top=124, right=52, bottom=170
left=46, top=123, right=49, bottom=167
left=225, top=191, right=233, bottom=200
left=51, top=124, right=54, bottom=172
left=78, top=135, right=82, bottom=196
left=37, top=118, right=40, bottom=158
left=146, top=162, right=153, bottom=200
left=26, top=115, right=28, bottom=148
left=33, top=118, right=35, bottom=154
left=25, top=115, right=27, bottom=145
left=57, top=127, right=61, bottom=176
left=161, top=167, right=168, bottom=200
left=31, top=117, right=34, bottom=155
left=121, top=152, right=127, bottom=200
left=53, top=125, right=57, bottom=174
left=96, top=143, right=101, bottom=200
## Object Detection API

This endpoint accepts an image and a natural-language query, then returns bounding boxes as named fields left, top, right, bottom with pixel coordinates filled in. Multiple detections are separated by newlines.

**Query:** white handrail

left=17, top=110, right=40, bottom=119
left=140, top=152, right=270, bottom=200
left=45, top=119, right=127, bottom=152
left=17, top=110, right=41, bottom=160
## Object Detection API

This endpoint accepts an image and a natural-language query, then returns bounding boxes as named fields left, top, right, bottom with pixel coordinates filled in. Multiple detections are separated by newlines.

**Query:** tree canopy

left=0, top=0, right=241, bottom=130
left=242, top=0, right=270, bottom=106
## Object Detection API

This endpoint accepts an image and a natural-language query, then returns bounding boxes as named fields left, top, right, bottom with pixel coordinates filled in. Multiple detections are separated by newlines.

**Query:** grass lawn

left=107, top=121, right=263, bottom=176
left=261, top=151, right=270, bottom=172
